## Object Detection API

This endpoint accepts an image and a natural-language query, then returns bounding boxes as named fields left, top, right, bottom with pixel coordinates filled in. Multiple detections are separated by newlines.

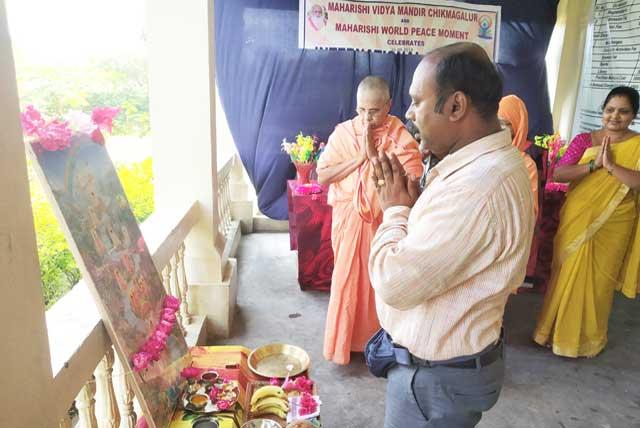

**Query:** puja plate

left=248, top=344, right=310, bottom=378
left=182, top=378, right=239, bottom=414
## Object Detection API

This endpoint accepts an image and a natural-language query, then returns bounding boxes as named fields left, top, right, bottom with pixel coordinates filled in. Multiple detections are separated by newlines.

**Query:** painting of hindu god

left=28, top=134, right=190, bottom=428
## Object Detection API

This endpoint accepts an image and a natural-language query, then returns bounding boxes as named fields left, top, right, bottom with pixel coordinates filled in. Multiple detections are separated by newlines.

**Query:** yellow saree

left=533, top=135, right=640, bottom=357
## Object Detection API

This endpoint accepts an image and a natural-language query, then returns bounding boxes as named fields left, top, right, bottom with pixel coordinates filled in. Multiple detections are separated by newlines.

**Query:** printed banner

left=572, top=0, right=640, bottom=137
left=298, top=0, right=501, bottom=60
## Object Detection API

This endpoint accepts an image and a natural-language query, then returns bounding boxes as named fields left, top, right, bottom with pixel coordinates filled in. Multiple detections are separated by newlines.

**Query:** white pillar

left=549, top=0, right=593, bottom=138
left=147, top=0, right=237, bottom=338
left=0, top=1, right=55, bottom=425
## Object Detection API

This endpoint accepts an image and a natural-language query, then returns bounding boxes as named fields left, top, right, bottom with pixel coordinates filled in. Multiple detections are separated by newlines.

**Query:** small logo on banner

left=478, top=15, right=493, bottom=40
left=307, top=4, right=328, bottom=31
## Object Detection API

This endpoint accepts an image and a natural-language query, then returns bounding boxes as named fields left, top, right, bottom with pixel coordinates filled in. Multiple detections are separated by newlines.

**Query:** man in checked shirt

left=369, top=42, right=535, bottom=427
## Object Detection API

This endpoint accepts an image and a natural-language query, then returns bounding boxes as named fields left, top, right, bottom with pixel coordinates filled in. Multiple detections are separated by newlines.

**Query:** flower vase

left=295, top=162, right=314, bottom=185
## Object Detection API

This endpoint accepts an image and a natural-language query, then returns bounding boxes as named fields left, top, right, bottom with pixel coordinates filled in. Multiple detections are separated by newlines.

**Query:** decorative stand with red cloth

left=287, top=180, right=333, bottom=291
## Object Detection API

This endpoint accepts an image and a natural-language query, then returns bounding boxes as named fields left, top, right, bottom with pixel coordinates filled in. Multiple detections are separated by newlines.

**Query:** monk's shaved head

left=357, top=76, right=391, bottom=102
left=356, top=76, right=392, bottom=128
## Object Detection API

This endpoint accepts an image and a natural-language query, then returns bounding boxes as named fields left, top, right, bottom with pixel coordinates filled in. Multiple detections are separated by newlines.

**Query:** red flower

left=91, top=128, right=105, bottom=145
left=299, top=392, right=318, bottom=416
left=294, top=376, right=314, bottom=394
left=269, top=377, right=282, bottom=386
left=216, top=400, right=231, bottom=410
left=144, top=338, right=165, bottom=354
left=157, top=319, right=174, bottom=335
left=180, top=367, right=202, bottom=379
left=164, top=295, right=180, bottom=310
left=91, top=106, right=120, bottom=133
left=20, top=105, right=44, bottom=136
left=152, top=329, right=169, bottom=343
left=132, top=352, right=153, bottom=372
left=161, top=308, right=177, bottom=323
left=37, top=119, right=73, bottom=151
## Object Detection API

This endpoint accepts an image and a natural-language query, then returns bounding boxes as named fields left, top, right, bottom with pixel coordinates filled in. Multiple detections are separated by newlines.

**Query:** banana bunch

left=250, top=385, right=289, bottom=419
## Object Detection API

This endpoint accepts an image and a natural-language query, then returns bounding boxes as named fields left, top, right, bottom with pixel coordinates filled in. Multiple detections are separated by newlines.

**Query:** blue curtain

left=215, top=1, right=558, bottom=219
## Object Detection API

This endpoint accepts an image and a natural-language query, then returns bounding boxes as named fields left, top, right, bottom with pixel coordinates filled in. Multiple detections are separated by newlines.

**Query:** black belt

left=393, top=339, right=503, bottom=370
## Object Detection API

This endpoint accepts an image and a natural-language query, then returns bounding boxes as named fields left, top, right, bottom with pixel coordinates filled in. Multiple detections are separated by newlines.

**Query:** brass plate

left=248, top=343, right=311, bottom=378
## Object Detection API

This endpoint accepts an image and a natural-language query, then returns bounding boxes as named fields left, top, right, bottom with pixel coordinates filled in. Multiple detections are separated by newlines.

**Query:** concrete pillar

left=548, top=0, right=593, bottom=138
left=146, top=0, right=237, bottom=338
left=0, top=1, right=55, bottom=425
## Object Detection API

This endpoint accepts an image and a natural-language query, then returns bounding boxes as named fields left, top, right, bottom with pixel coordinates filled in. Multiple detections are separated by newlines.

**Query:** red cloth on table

left=287, top=180, right=333, bottom=291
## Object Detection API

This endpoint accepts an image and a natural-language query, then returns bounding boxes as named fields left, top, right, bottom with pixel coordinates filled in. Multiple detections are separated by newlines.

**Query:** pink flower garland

left=20, top=105, right=120, bottom=151
left=131, top=295, right=180, bottom=372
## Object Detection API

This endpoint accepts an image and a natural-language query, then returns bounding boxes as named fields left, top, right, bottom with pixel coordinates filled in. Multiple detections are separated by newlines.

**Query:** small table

left=287, top=180, right=333, bottom=291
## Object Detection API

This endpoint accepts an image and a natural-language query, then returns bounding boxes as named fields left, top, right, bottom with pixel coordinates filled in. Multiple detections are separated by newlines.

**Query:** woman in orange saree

left=498, top=95, right=540, bottom=280
left=533, top=86, right=640, bottom=357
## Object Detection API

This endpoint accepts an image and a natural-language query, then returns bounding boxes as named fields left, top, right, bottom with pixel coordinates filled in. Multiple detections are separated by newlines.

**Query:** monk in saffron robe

left=317, top=76, right=423, bottom=364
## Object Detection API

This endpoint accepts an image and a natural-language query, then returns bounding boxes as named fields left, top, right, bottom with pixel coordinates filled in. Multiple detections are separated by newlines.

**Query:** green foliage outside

left=17, top=57, right=149, bottom=136
left=17, top=54, right=153, bottom=308
left=30, top=158, right=155, bottom=308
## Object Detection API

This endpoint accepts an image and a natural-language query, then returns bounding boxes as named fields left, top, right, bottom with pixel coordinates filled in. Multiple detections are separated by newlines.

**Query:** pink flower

left=91, top=128, right=105, bottom=145
left=216, top=400, right=231, bottom=410
left=180, top=366, right=202, bottom=379
left=20, top=105, right=44, bottom=136
left=161, top=308, right=177, bottom=323
left=299, top=392, right=318, bottom=416
left=144, top=338, right=165, bottom=354
left=65, top=110, right=96, bottom=134
left=152, top=329, right=168, bottom=343
left=132, top=351, right=153, bottom=372
left=157, top=319, right=174, bottom=335
left=164, top=295, right=180, bottom=310
left=269, top=377, right=282, bottom=386
left=91, top=106, right=120, bottom=133
left=294, top=376, right=314, bottom=394
left=37, top=119, right=72, bottom=151
left=208, top=387, right=220, bottom=401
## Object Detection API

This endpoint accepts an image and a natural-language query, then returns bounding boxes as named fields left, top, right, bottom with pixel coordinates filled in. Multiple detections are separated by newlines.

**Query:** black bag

left=364, top=328, right=398, bottom=378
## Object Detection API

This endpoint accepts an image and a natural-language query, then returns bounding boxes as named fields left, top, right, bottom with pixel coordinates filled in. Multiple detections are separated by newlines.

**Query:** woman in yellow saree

left=533, top=86, right=640, bottom=358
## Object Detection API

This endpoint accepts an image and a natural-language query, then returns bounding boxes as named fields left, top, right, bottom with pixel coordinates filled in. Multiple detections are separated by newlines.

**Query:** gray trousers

left=383, top=353, right=504, bottom=428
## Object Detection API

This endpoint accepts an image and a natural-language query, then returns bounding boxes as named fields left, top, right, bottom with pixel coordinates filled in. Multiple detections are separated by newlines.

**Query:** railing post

left=170, top=254, right=185, bottom=333
left=161, top=264, right=171, bottom=296
left=114, top=358, right=137, bottom=428
left=230, top=154, right=254, bottom=233
left=177, top=243, right=191, bottom=326
left=76, top=379, right=99, bottom=428
left=94, top=348, right=120, bottom=428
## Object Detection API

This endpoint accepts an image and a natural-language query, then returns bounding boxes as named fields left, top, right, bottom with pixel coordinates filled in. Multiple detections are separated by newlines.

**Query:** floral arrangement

left=534, top=133, right=569, bottom=193
left=131, top=295, right=180, bottom=372
left=533, top=133, right=568, bottom=164
left=20, top=105, right=120, bottom=151
left=282, top=133, right=325, bottom=164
